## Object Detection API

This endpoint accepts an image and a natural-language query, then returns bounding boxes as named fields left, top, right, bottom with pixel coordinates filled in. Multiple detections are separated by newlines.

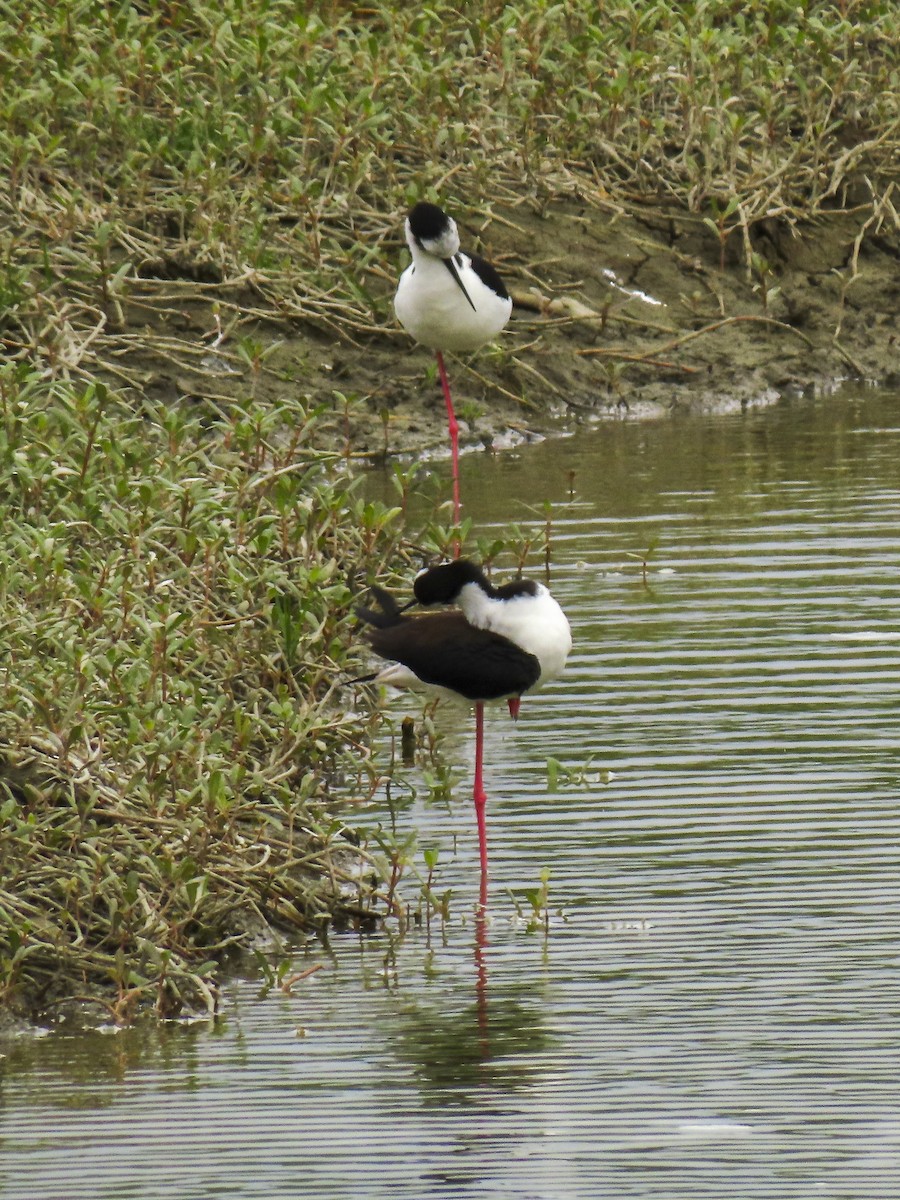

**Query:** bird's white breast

left=394, top=253, right=512, bottom=353
left=457, top=583, right=572, bottom=687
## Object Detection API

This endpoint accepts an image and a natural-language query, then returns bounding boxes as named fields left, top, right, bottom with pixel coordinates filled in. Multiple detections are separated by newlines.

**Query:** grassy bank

left=0, top=2, right=897, bottom=1019
left=1, top=2, right=897, bottom=381
left=0, top=370, right=413, bottom=1019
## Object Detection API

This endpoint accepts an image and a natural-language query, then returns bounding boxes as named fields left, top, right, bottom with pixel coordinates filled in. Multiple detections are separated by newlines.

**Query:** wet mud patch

left=118, top=200, right=898, bottom=458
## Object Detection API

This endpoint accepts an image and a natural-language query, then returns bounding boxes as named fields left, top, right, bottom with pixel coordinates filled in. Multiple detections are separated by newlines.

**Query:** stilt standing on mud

left=356, top=560, right=571, bottom=889
left=394, top=203, right=512, bottom=533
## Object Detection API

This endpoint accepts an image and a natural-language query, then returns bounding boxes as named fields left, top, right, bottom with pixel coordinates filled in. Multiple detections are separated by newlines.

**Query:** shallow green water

left=3, top=385, right=900, bottom=1199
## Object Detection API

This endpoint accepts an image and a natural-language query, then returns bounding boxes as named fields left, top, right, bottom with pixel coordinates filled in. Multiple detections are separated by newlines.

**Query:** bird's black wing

left=468, top=253, right=510, bottom=301
left=363, top=611, right=540, bottom=701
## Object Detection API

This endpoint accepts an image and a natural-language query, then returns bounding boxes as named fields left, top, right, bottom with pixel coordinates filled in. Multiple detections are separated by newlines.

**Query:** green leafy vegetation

left=1, top=1, right=897, bottom=383
left=0, top=369, right=403, bottom=1018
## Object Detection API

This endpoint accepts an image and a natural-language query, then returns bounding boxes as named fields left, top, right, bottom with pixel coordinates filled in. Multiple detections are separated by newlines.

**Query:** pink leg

left=436, top=350, right=461, bottom=540
left=473, top=701, right=489, bottom=891
left=474, top=899, right=489, bottom=1050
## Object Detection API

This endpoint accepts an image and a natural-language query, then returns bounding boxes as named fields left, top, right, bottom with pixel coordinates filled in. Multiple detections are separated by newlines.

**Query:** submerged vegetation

left=0, top=1, right=897, bottom=1018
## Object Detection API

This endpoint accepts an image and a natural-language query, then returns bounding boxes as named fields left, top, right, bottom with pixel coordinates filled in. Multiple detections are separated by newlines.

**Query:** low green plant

left=0, top=367, right=407, bottom=1018
left=625, top=535, right=661, bottom=589
left=0, top=1, right=896, bottom=393
left=546, top=756, right=614, bottom=790
left=507, top=867, right=555, bottom=936
left=419, top=847, right=452, bottom=924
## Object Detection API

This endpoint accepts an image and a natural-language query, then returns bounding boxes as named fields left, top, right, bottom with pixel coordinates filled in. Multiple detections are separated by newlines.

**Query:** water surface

left=3, top=385, right=900, bottom=1199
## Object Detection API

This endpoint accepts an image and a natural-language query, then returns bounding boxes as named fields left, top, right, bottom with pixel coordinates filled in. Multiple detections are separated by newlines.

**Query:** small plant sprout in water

left=525, top=867, right=552, bottom=935
left=419, top=847, right=452, bottom=929
left=625, top=534, right=660, bottom=589
left=503, top=523, right=538, bottom=575
left=513, top=499, right=560, bottom=582
left=251, top=948, right=297, bottom=998
left=546, top=756, right=615, bottom=791
left=251, top=951, right=326, bottom=1000
left=335, top=390, right=355, bottom=461
left=543, top=499, right=555, bottom=581
left=471, top=535, right=510, bottom=567
left=507, top=868, right=558, bottom=936
left=388, top=461, right=422, bottom=520
left=421, top=762, right=460, bottom=808
left=371, top=825, right=418, bottom=921
left=497, top=498, right=563, bottom=583
left=420, top=513, right=474, bottom=561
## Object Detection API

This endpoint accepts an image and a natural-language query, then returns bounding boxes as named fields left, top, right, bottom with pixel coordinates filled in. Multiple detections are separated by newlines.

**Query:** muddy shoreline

left=135, top=199, right=899, bottom=459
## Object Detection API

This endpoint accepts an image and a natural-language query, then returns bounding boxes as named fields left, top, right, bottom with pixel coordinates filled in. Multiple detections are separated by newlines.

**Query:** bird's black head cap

left=407, top=201, right=452, bottom=246
left=413, top=559, right=489, bottom=606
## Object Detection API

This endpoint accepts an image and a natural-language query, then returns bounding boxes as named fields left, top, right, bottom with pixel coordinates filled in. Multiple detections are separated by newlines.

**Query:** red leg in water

left=436, top=350, right=461, bottom=539
left=473, top=701, right=489, bottom=890
left=474, top=894, right=489, bottom=1050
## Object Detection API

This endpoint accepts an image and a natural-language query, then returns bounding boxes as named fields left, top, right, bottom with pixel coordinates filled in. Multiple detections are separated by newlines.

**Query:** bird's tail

left=347, top=585, right=406, bottom=686
left=355, top=584, right=405, bottom=630
left=346, top=669, right=378, bottom=685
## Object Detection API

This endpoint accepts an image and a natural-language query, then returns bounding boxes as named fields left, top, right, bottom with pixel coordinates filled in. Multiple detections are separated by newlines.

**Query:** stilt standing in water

left=356, top=560, right=571, bottom=885
left=394, top=203, right=512, bottom=530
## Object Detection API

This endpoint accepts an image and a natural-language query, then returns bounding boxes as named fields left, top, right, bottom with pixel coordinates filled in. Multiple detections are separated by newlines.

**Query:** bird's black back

left=357, top=590, right=541, bottom=702
left=469, top=253, right=509, bottom=301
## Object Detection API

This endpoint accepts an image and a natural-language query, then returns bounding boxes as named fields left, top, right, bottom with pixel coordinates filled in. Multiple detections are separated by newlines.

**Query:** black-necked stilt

left=357, top=559, right=571, bottom=884
left=394, top=203, right=513, bottom=526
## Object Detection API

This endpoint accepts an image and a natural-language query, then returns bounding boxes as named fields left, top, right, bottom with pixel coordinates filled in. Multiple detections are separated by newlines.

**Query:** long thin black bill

left=443, top=257, right=477, bottom=312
